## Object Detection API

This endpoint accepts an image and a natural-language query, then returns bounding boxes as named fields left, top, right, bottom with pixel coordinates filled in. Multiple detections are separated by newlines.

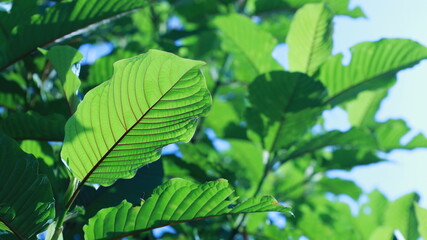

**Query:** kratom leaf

left=345, top=86, right=391, bottom=127
left=40, top=45, right=83, bottom=113
left=0, top=0, right=149, bottom=70
left=353, top=190, right=389, bottom=239
left=287, top=3, right=334, bottom=75
left=83, top=178, right=290, bottom=240
left=213, top=14, right=282, bottom=82
left=414, top=203, right=427, bottom=239
left=319, top=39, right=427, bottom=105
left=253, top=0, right=365, bottom=18
left=245, top=71, right=326, bottom=151
left=285, top=128, right=377, bottom=161
left=0, top=111, right=66, bottom=141
left=384, top=193, right=419, bottom=240
left=0, top=135, right=55, bottom=240
left=317, top=177, right=362, bottom=200
left=373, top=119, right=427, bottom=151
left=61, top=50, right=211, bottom=186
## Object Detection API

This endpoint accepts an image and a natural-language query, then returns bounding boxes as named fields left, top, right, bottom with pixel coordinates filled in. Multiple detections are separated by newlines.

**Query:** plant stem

left=228, top=152, right=275, bottom=239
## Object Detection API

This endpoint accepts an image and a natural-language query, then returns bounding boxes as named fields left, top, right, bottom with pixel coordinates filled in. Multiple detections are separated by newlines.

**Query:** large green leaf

left=213, top=14, right=282, bottom=82
left=61, top=50, right=211, bottom=186
left=384, top=193, right=419, bottom=240
left=83, top=178, right=290, bottom=240
left=319, top=39, right=427, bottom=105
left=0, top=135, right=55, bottom=239
left=40, top=45, right=83, bottom=113
left=0, top=111, right=66, bottom=141
left=287, top=3, right=333, bottom=75
left=0, top=0, right=149, bottom=70
left=246, top=71, right=326, bottom=151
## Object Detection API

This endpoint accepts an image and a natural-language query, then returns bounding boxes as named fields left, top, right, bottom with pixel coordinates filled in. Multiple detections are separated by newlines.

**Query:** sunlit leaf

left=384, top=193, right=419, bottom=240
left=83, top=178, right=290, bottom=240
left=319, top=39, right=427, bottom=105
left=213, top=14, right=282, bottom=82
left=414, top=203, right=427, bottom=239
left=61, top=50, right=211, bottom=186
left=287, top=3, right=333, bottom=75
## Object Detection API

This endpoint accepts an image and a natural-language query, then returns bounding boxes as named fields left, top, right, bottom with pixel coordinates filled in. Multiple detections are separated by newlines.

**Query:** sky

left=324, top=0, right=427, bottom=207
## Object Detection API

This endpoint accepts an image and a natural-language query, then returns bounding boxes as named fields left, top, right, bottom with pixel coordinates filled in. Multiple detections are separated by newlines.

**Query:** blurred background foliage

left=1, top=0, right=427, bottom=239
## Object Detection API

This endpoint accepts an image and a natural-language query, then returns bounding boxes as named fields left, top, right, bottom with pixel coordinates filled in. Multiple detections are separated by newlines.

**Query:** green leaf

left=0, top=77, right=25, bottom=110
left=83, top=178, right=290, bottom=240
left=40, top=45, right=83, bottom=113
left=354, top=190, right=389, bottom=239
left=373, top=119, right=427, bottom=151
left=345, top=86, right=391, bottom=127
left=285, top=128, right=376, bottom=161
left=213, top=14, right=282, bottom=82
left=414, top=203, right=427, bottom=239
left=367, top=226, right=394, bottom=240
left=74, top=161, right=164, bottom=218
left=0, top=0, right=149, bottom=70
left=287, top=3, right=334, bottom=75
left=319, top=39, right=427, bottom=105
left=0, top=135, right=55, bottom=239
left=0, top=111, right=66, bottom=141
left=223, top=140, right=264, bottom=196
left=384, top=193, right=419, bottom=240
left=246, top=71, right=326, bottom=151
left=61, top=50, right=211, bottom=186
left=317, top=177, right=362, bottom=200
left=253, top=0, right=365, bottom=18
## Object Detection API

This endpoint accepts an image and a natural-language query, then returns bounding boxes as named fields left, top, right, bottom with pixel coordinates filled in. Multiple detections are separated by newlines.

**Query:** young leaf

left=0, top=135, right=55, bottom=239
left=287, top=3, right=334, bottom=75
left=319, top=39, right=427, bottom=105
left=61, top=50, right=211, bottom=186
left=0, top=0, right=149, bottom=70
left=83, top=178, right=290, bottom=240
left=213, top=14, right=282, bottom=82
left=40, top=45, right=83, bottom=113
